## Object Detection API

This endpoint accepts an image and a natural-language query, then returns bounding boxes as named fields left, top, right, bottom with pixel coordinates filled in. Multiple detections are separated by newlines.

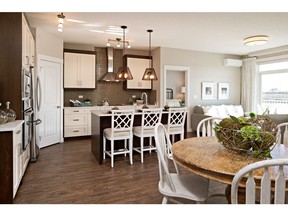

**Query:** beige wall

left=36, top=29, right=63, bottom=59
left=159, top=47, right=241, bottom=131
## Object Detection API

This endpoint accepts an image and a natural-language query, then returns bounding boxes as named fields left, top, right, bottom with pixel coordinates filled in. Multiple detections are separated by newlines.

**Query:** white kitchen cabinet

left=22, top=14, right=35, bottom=69
left=12, top=124, right=23, bottom=198
left=125, top=56, right=152, bottom=90
left=64, top=108, right=91, bottom=137
left=64, top=52, right=96, bottom=89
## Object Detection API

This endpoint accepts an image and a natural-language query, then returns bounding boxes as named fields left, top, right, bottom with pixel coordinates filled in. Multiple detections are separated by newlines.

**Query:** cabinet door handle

left=16, top=130, right=21, bottom=134
left=73, top=130, right=79, bottom=133
left=73, top=110, right=79, bottom=112
left=73, top=119, right=79, bottom=121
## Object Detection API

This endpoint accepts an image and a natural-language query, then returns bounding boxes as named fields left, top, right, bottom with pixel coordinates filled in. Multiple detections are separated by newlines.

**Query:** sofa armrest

left=191, top=113, right=211, bottom=132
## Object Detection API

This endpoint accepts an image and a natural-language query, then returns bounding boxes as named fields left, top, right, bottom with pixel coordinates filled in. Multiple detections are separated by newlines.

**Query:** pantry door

left=37, top=55, right=63, bottom=148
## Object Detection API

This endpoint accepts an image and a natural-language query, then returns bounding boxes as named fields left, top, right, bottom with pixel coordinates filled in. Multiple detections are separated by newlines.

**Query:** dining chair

left=276, top=122, right=288, bottom=146
left=133, top=108, right=162, bottom=163
left=154, top=123, right=209, bottom=204
left=231, top=158, right=288, bottom=204
left=196, top=116, right=226, bottom=199
left=196, top=116, right=223, bottom=137
left=103, top=109, right=135, bottom=168
left=164, top=107, right=187, bottom=144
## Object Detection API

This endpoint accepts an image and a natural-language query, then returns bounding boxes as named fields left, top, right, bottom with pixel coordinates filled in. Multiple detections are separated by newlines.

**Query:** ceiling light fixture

left=244, top=35, right=269, bottom=46
left=57, top=13, right=65, bottom=32
left=142, top=29, right=158, bottom=80
left=106, top=38, right=131, bottom=49
left=115, top=26, right=133, bottom=81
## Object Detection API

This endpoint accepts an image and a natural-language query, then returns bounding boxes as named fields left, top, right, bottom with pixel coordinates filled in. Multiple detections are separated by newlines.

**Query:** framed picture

left=201, top=82, right=216, bottom=100
left=218, top=82, right=230, bottom=100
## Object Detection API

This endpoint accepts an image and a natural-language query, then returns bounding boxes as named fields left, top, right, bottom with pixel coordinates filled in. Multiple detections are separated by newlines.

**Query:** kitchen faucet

left=141, top=92, right=148, bottom=105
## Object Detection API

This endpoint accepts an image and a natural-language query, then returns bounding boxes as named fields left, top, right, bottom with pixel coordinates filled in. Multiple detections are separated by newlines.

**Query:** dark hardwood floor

left=14, top=137, right=164, bottom=204
left=14, top=132, right=228, bottom=205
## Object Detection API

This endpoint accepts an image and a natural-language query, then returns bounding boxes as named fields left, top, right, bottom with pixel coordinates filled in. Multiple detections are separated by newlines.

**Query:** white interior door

left=37, top=58, right=62, bottom=148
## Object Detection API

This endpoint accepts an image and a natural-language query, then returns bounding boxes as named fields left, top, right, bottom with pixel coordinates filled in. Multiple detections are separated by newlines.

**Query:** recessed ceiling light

left=244, top=35, right=269, bottom=46
left=66, top=18, right=85, bottom=23
left=89, top=30, right=104, bottom=33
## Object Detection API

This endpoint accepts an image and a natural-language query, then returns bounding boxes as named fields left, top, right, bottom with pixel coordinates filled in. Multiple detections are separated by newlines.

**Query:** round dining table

left=171, top=136, right=288, bottom=203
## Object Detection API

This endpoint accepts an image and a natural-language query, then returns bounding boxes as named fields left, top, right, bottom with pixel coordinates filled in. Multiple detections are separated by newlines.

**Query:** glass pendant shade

left=115, top=66, right=133, bottom=80
left=142, top=68, right=158, bottom=80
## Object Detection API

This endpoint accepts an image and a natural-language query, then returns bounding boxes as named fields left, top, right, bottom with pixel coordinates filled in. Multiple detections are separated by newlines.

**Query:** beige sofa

left=191, top=105, right=245, bottom=132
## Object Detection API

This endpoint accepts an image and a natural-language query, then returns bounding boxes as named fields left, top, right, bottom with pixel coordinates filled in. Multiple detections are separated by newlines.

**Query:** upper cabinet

left=64, top=51, right=96, bottom=89
left=124, top=55, right=152, bottom=90
left=22, top=14, right=35, bottom=69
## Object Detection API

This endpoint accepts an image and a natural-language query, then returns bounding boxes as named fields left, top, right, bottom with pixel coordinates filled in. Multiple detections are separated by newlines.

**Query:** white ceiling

left=25, top=12, right=288, bottom=56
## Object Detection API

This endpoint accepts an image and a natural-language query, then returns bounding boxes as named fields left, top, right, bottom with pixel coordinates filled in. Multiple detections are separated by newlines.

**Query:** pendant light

left=142, top=29, right=158, bottom=80
left=115, top=26, right=133, bottom=81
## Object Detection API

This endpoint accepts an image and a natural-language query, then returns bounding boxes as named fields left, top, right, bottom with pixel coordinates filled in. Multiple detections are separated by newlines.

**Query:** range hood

left=99, top=47, right=119, bottom=82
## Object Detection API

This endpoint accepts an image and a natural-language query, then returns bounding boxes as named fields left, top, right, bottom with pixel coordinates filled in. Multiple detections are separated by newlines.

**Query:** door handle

left=57, top=106, right=61, bottom=108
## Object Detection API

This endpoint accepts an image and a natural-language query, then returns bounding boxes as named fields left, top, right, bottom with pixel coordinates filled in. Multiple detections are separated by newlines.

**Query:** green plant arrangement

left=214, top=113, right=278, bottom=159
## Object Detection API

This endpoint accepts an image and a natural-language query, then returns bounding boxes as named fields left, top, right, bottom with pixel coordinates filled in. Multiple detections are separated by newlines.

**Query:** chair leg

left=103, top=136, right=106, bottom=160
left=140, top=137, right=144, bottom=163
left=129, top=137, right=133, bottom=165
left=124, top=139, right=127, bottom=157
left=111, top=140, right=114, bottom=168
left=162, top=196, right=168, bottom=204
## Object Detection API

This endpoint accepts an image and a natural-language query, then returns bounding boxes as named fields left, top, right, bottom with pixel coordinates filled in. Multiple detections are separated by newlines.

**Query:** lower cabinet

left=13, top=123, right=30, bottom=198
left=13, top=126, right=23, bottom=198
left=64, top=108, right=91, bottom=137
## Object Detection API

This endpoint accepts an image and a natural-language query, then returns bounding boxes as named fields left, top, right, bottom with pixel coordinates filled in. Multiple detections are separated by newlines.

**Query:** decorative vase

left=4, top=101, right=16, bottom=122
left=0, top=103, right=8, bottom=124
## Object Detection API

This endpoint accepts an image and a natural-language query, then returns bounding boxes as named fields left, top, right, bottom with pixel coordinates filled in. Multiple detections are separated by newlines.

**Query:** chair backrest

left=139, top=108, right=162, bottom=133
left=196, top=116, right=223, bottom=137
left=231, top=158, right=288, bottom=204
left=111, top=109, right=135, bottom=136
left=154, top=123, right=178, bottom=192
left=166, top=107, right=187, bottom=131
left=276, top=122, right=288, bottom=146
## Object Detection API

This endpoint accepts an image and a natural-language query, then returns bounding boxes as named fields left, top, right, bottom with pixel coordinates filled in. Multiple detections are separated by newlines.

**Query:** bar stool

left=164, top=107, right=187, bottom=144
left=103, top=109, right=135, bottom=167
left=133, top=108, right=162, bottom=163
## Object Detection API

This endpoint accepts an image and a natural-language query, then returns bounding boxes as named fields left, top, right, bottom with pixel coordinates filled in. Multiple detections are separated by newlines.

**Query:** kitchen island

left=91, top=108, right=186, bottom=165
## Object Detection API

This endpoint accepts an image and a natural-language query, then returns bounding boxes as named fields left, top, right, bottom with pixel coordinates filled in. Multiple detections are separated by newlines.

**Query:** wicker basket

left=214, top=115, right=278, bottom=159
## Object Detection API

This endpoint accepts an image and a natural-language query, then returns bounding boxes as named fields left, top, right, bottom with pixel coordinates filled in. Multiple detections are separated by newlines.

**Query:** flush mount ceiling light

left=115, top=26, right=133, bottom=81
left=57, top=13, right=65, bottom=32
left=142, top=29, right=158, bottom=80
left=244, top=35, right=269, bottom=46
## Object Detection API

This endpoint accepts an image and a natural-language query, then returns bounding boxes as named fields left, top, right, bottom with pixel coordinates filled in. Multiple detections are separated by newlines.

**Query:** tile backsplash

left=63, top=44, right=155, bottom=106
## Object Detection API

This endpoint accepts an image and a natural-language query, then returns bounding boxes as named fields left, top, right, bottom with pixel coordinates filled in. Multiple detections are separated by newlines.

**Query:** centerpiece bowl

left=214, top=113, right=278, bottom=159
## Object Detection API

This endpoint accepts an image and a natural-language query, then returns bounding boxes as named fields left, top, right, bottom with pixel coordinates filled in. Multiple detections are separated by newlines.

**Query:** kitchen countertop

left=0, top=120, right=24, bottom=132
left=91, top=108, right=168, bottom=117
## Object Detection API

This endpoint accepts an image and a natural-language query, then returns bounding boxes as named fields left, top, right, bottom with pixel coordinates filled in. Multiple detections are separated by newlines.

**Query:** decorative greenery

left=214, top=113, right=277, bottom=159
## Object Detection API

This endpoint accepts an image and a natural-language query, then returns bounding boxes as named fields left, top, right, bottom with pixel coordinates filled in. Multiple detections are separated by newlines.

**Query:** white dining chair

left=276, top=122, right=288, bottom=146
left=154, top=123, right=209, bottom=204
left=133, top=108, right=162, bottom=163
left=103, top=109, right=135, bottom=168
left=196, top=116, right=223, bottom=137
left=231, top=158, right=288, bottom=204
left=164, top=107, right=187, bottom=144
left=196, top=116, right=227, bottom=199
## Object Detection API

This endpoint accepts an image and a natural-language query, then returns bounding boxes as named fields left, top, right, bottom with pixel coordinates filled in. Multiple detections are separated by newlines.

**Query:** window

left=259, top=61, right=288, bottom=114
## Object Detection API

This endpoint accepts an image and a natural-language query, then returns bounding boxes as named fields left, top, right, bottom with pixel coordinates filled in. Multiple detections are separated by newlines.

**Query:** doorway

left=36, top=55, right=63, bottom=148
left=162, top=65, right=191, bottom=132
